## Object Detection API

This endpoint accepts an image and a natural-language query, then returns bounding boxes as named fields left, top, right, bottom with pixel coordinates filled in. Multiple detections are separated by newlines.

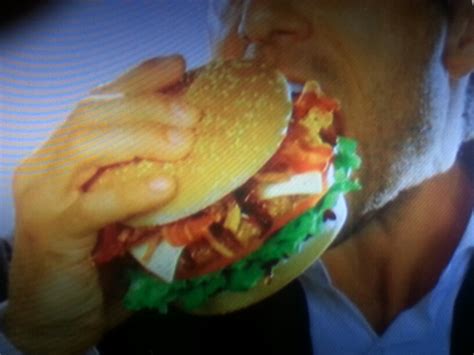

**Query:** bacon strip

left=92, top=84, right=337, bottom=278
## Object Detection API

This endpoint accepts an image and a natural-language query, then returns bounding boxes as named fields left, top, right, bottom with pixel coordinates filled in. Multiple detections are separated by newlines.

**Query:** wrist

left=7, top=232, right=105, bottom=354
left=5, top=304, right=103, bottom=355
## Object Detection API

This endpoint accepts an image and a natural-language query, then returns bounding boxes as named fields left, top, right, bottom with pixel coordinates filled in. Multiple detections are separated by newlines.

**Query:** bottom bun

left=189, top=194, right=347, bottom=315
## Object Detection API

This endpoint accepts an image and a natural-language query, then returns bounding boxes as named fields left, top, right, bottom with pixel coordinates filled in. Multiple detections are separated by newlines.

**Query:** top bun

left=127, top=60, right=292, bottom=227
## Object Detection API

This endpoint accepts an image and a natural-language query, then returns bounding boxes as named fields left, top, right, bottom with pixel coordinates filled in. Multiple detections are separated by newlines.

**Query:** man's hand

left=4, top=55, right=199, bottom=354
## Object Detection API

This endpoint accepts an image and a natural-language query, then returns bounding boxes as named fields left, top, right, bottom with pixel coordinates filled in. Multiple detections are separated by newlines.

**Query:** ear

left=443, top=0, right=474, bottom=79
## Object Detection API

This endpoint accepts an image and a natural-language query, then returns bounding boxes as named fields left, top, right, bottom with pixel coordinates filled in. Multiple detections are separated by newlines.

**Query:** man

left=1, top=0, right=474, bottom=354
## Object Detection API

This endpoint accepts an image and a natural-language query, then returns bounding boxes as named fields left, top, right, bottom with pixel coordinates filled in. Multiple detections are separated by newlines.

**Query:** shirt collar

left=302, top=211, right=474, bottom=345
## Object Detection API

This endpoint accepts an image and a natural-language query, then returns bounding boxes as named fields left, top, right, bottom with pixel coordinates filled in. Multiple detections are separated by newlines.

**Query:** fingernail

left=149, top=177, right=171, bottom=191
left=166, top=128, right=185, bottom=145
left=169, top=101, right=200, bottom=128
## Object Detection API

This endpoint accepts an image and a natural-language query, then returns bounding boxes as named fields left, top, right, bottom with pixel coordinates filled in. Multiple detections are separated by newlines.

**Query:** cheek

left=348, top=46, right=456, bottom=213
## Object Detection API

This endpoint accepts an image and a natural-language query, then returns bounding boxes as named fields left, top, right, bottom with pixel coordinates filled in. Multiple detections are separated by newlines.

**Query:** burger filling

left=92, top=82, right=339, bottom=281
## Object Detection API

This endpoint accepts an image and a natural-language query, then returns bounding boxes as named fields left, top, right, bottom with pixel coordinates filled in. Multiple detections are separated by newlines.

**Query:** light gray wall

left=0, top=1, right=211, bottom=236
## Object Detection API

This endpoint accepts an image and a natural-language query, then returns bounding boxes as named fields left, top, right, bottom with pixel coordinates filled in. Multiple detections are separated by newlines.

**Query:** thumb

left=72, top=162, right=177, bottom=233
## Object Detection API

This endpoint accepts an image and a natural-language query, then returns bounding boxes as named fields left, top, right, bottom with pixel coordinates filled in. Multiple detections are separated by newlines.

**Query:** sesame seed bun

left=127, top=60, right=292, bottom=227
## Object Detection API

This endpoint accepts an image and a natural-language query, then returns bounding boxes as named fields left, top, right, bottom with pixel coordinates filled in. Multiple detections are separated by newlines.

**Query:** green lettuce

left=124, top=137, right=361, bottom=313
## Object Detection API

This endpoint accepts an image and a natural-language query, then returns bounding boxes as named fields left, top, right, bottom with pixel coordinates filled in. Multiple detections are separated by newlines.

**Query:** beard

left=333, top=66, right=458, bottom=245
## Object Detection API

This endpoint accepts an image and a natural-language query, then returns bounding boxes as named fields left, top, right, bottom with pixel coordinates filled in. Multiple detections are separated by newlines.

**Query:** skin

left=208, top=0, right=474, bottom=332
left=4, top=0, right=474, bottom=353
left=5, top=56, right=201, bottom=354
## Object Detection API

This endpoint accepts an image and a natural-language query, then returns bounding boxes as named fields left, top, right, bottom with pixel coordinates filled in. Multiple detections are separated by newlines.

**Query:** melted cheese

left=130, top=240, right=184, bottom=283
left=257, top=171, right=323, bottom=200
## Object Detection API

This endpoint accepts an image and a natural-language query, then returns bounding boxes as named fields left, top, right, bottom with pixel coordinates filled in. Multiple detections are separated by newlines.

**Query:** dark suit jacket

left=0, top=239, right=472, bottom=355
left=98, top=255, right=474, bottom=355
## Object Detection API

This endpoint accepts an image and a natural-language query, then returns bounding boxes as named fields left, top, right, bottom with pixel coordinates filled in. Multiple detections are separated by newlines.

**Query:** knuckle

left=167, top=97, right=202, bottom=128
left=183, top=104, right=202, bottom=126
left=158, top=55, right=185, bottom=70
left=140, top=57, right=166, bottom=68
left=161, top=127, right=195, bottom=160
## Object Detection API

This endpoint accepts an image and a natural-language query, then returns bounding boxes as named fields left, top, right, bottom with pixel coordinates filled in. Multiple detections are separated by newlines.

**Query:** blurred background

left=1, top=1, right=211, bottom=236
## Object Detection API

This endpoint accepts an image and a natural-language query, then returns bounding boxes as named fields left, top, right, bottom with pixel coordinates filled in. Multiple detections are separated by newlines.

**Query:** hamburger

left=88, top=60, right=361, bottom=314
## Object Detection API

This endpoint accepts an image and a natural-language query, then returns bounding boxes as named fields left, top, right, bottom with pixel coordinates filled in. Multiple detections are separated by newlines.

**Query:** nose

left=238, top=0, right=311, bottom=44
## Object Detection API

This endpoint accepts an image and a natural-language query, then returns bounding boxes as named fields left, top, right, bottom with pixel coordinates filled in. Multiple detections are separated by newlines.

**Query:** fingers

left=72, top=124, right=195, bottom=169
left=14, top=55, right=198, bottom=231
left=91, top=55, right=185, bottom=95
left=16, top=123, right=194, bottom=183
left=61, top=123, right=191, bottom=189
left=75, top=93, right=200, bottom=128
left=73, top=162, right=177, bottom=231
left=18, top=91, right=199, bottom=179
left=19, top=55, right=201, bottom=178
